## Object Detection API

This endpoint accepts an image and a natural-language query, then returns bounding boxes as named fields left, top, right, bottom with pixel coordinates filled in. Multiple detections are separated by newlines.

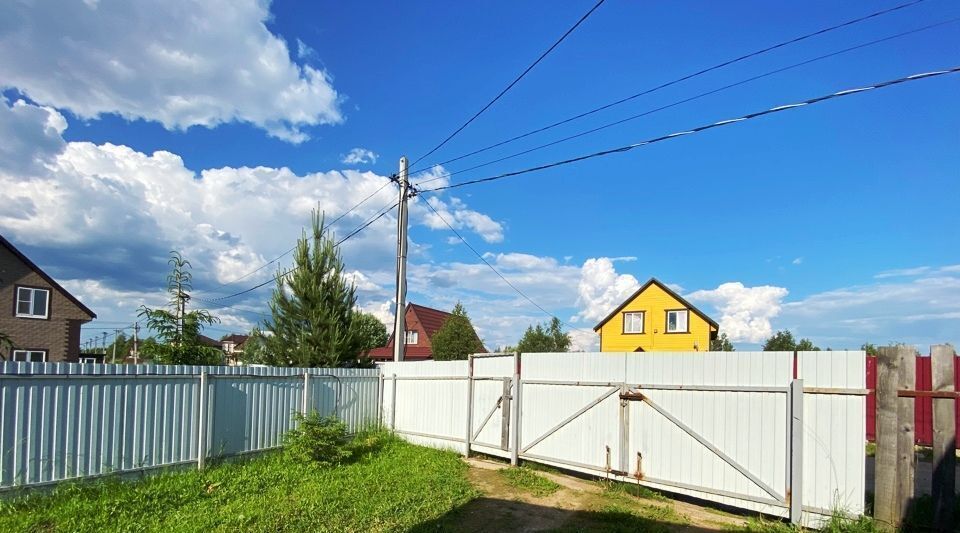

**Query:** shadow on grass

left=408, top=496, right=721, bottom=533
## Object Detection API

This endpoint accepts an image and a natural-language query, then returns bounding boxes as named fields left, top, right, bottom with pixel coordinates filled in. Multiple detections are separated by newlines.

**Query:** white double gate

left=381, top=351, right=866, bottom=527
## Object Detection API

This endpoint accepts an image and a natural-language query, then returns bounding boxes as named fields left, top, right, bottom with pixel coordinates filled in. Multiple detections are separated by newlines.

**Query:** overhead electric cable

left=199, top=199, right=400, bottom=304
left=421, top=198, right=593, bottom=334
left=200, top=176, right=397, bottom=294
left=410, top=0, right=607, bottom=166
left=407, top=0, right=928, bottom=177
left=411, top=18, right=959, bottom=187
left=417, top=66, right=960, bottom=195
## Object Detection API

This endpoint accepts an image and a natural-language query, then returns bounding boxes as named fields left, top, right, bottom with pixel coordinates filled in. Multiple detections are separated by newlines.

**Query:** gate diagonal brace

left=620, top=390, right=785, bottom=503
left=521, top=386, right=620, bottom=454
left=472, top=395, right=504, bottom=442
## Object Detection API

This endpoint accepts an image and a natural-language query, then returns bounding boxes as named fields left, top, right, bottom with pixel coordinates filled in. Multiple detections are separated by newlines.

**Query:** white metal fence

left=381, top=351, right=866, bottom=528
left=0, top=362, right=379, bottom=490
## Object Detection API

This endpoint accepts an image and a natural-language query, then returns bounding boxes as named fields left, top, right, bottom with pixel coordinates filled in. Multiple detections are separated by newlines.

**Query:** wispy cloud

left=341, top=148, right=378, bottom=165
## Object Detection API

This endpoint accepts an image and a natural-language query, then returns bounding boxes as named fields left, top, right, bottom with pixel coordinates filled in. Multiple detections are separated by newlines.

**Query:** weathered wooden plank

left=874, top=346, right=901, bottom=529
left=931, top=344, right=956, bottom=531
left=897, top=347, right=916, bottom=525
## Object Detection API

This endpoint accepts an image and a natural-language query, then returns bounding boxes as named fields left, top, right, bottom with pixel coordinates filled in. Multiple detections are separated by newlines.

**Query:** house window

left=12, top=350, right=47, bottom=362
left=623, top=311, right=645, bottom=334
left=404, top=330, right=418, bottom=345
left=16, top=287, right=50, bottom=319
left=79, top=357, right=97, bottom=364
left=666, top=310, right=689, bottom=333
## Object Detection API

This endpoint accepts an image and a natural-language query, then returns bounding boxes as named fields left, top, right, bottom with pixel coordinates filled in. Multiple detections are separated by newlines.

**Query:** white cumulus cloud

left=0, top=0, right=343, bottom=142
left=686, top=282, right=789, bottom=343
left=574, top=257, right=641, bottom=325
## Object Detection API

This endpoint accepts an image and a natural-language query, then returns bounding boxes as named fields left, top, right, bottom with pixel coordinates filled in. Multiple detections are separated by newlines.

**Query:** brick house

left=0, top=234, right=96, bottom=362
left=368, top=303, right=485, bottom=361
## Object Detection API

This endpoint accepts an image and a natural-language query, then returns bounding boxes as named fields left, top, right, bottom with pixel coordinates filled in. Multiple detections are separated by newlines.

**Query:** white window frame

left=404, top=330, right=418, bottom=345
left=12, top=349, right=47, bottom=362
left=622, top=311, right=645, bottom=334
left=666, top=309, right=689, bottom=333
left=15, top=286, right=50, bottom=319
left=79, top=357, right=97, bottom=364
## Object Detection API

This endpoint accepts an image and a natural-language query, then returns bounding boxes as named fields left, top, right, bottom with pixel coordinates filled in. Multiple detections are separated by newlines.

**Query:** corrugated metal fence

left=0, top=362, right=379, bottom=490
left=381, top=351, right=866, bottom=528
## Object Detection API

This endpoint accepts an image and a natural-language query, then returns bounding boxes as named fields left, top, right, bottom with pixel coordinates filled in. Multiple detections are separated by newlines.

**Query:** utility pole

left=392, top=156, right=410, bottom=363
left=133, top=322, right=140, bottom=364
left=111, top=329, right=119, bottom=364
left=101, top=332, right=108, bottom=355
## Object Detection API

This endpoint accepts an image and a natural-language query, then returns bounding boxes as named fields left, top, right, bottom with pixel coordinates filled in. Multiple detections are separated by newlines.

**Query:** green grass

left=597, top=479, right=667, bottom=502
left=0, top=431, right=479, bottom=532
left=733, top=512, right=882, bottom=533
left=498, top=466, right=561, bottom=497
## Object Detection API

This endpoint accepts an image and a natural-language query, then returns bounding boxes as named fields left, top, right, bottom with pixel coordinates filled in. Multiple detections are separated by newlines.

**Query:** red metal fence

left=865, top=355, right=960, bottom=447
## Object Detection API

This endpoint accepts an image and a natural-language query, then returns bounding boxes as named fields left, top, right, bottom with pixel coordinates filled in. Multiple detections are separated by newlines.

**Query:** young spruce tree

left=263, top=211, right=362, bottom=367
left=431, top=302, right=484, bottom=360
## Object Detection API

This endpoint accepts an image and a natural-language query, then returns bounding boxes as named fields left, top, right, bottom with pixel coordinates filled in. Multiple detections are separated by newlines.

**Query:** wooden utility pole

left=111, top=329, right=119, bottom=364
left=132, top=322, right=140, bottom=364
left=101, top=332, right=108, bottom=355
left=392, top=156, right=409, bottom=363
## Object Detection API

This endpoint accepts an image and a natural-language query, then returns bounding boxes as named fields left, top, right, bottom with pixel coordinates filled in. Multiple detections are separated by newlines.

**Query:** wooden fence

left=873, top=344, right=956, bottom=531
left=866, top=354, right=960, bottom=448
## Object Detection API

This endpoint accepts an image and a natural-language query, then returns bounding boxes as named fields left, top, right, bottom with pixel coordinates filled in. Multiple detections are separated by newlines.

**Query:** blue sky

left=1, top=0, right=958, bottom=352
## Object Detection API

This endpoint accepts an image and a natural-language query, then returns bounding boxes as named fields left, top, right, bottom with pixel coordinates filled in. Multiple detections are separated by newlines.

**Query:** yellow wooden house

left=594, top=278, right=719, bottom=352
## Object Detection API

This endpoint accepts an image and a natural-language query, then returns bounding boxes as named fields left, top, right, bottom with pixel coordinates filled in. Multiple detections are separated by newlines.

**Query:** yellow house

left=594, top=278, right=719, bottom=352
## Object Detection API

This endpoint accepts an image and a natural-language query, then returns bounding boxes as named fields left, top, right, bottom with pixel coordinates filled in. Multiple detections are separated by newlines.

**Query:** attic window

left=15, top=287, right=50, bottom=319
left=666, top=310, right=689, bottom=333
left=404, top=330, right=418, bottom=345
left=623, top=311, right=644, bottom=334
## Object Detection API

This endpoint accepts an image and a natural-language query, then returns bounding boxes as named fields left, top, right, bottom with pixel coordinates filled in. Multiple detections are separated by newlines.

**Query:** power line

left=421, top=197, right=594, bottom=335
left=407, top=0, right=928, bottom=177
left=198, top=199, right=400, bottom=305
left=418, top=66, right=960, bottom=195
left=199, top=176, right=398, bottom=294
left=411, top=18, right=959, bottom=188
left=410, top=0, right=607, bottom=167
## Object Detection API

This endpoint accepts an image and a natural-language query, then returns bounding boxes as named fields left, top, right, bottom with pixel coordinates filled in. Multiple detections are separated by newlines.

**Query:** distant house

left=594, top=278, right=718, bottom=352
left=0, top=234, right=97, bottom=362
left=220, top=334, right=248, bottom=365
left=368, top=303, right=485, bottom=361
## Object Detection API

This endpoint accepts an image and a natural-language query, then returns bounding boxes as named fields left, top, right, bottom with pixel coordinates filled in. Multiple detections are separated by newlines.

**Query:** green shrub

left=284, top=412, right=351, bottom=467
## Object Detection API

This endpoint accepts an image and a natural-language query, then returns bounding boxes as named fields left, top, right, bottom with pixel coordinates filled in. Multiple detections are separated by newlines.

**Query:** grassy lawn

left=0, top=433, right=477, bottom=532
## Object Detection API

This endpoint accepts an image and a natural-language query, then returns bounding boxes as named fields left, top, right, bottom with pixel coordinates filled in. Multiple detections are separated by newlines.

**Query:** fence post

left=897, top=347, right=916, bottom=524
left=377, top=371, right=385, bottom=428
left=500, top=377, right=511, bottom=450
left=875, top=345, right=911, bottom=529
left=931, top=344, right=956, bottom=530
left=390, top=373, right=397, bottom=430
left=465, top=355, right=475, bottom=458
left=510, top=351, right=521, bottom=466
left=197, top=371, right=208, bottom=470
left=302, top=372, right=311, bottom=415
left=788, top=378, right=803, bottom=525
left=619, top=384, right=629, bottom=475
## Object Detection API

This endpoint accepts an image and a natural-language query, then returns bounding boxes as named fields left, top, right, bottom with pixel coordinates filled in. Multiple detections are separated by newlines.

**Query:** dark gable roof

left=221, top=334, right=249, bottom=345
left=593, top=277, right=719, bottom=332
left=408, top=303, right=452, bottom=337
left=0, top=233, right=96, bottom=319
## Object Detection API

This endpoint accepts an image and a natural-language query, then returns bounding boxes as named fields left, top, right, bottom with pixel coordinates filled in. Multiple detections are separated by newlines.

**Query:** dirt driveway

left=416, top=458, right=752, bottom=532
